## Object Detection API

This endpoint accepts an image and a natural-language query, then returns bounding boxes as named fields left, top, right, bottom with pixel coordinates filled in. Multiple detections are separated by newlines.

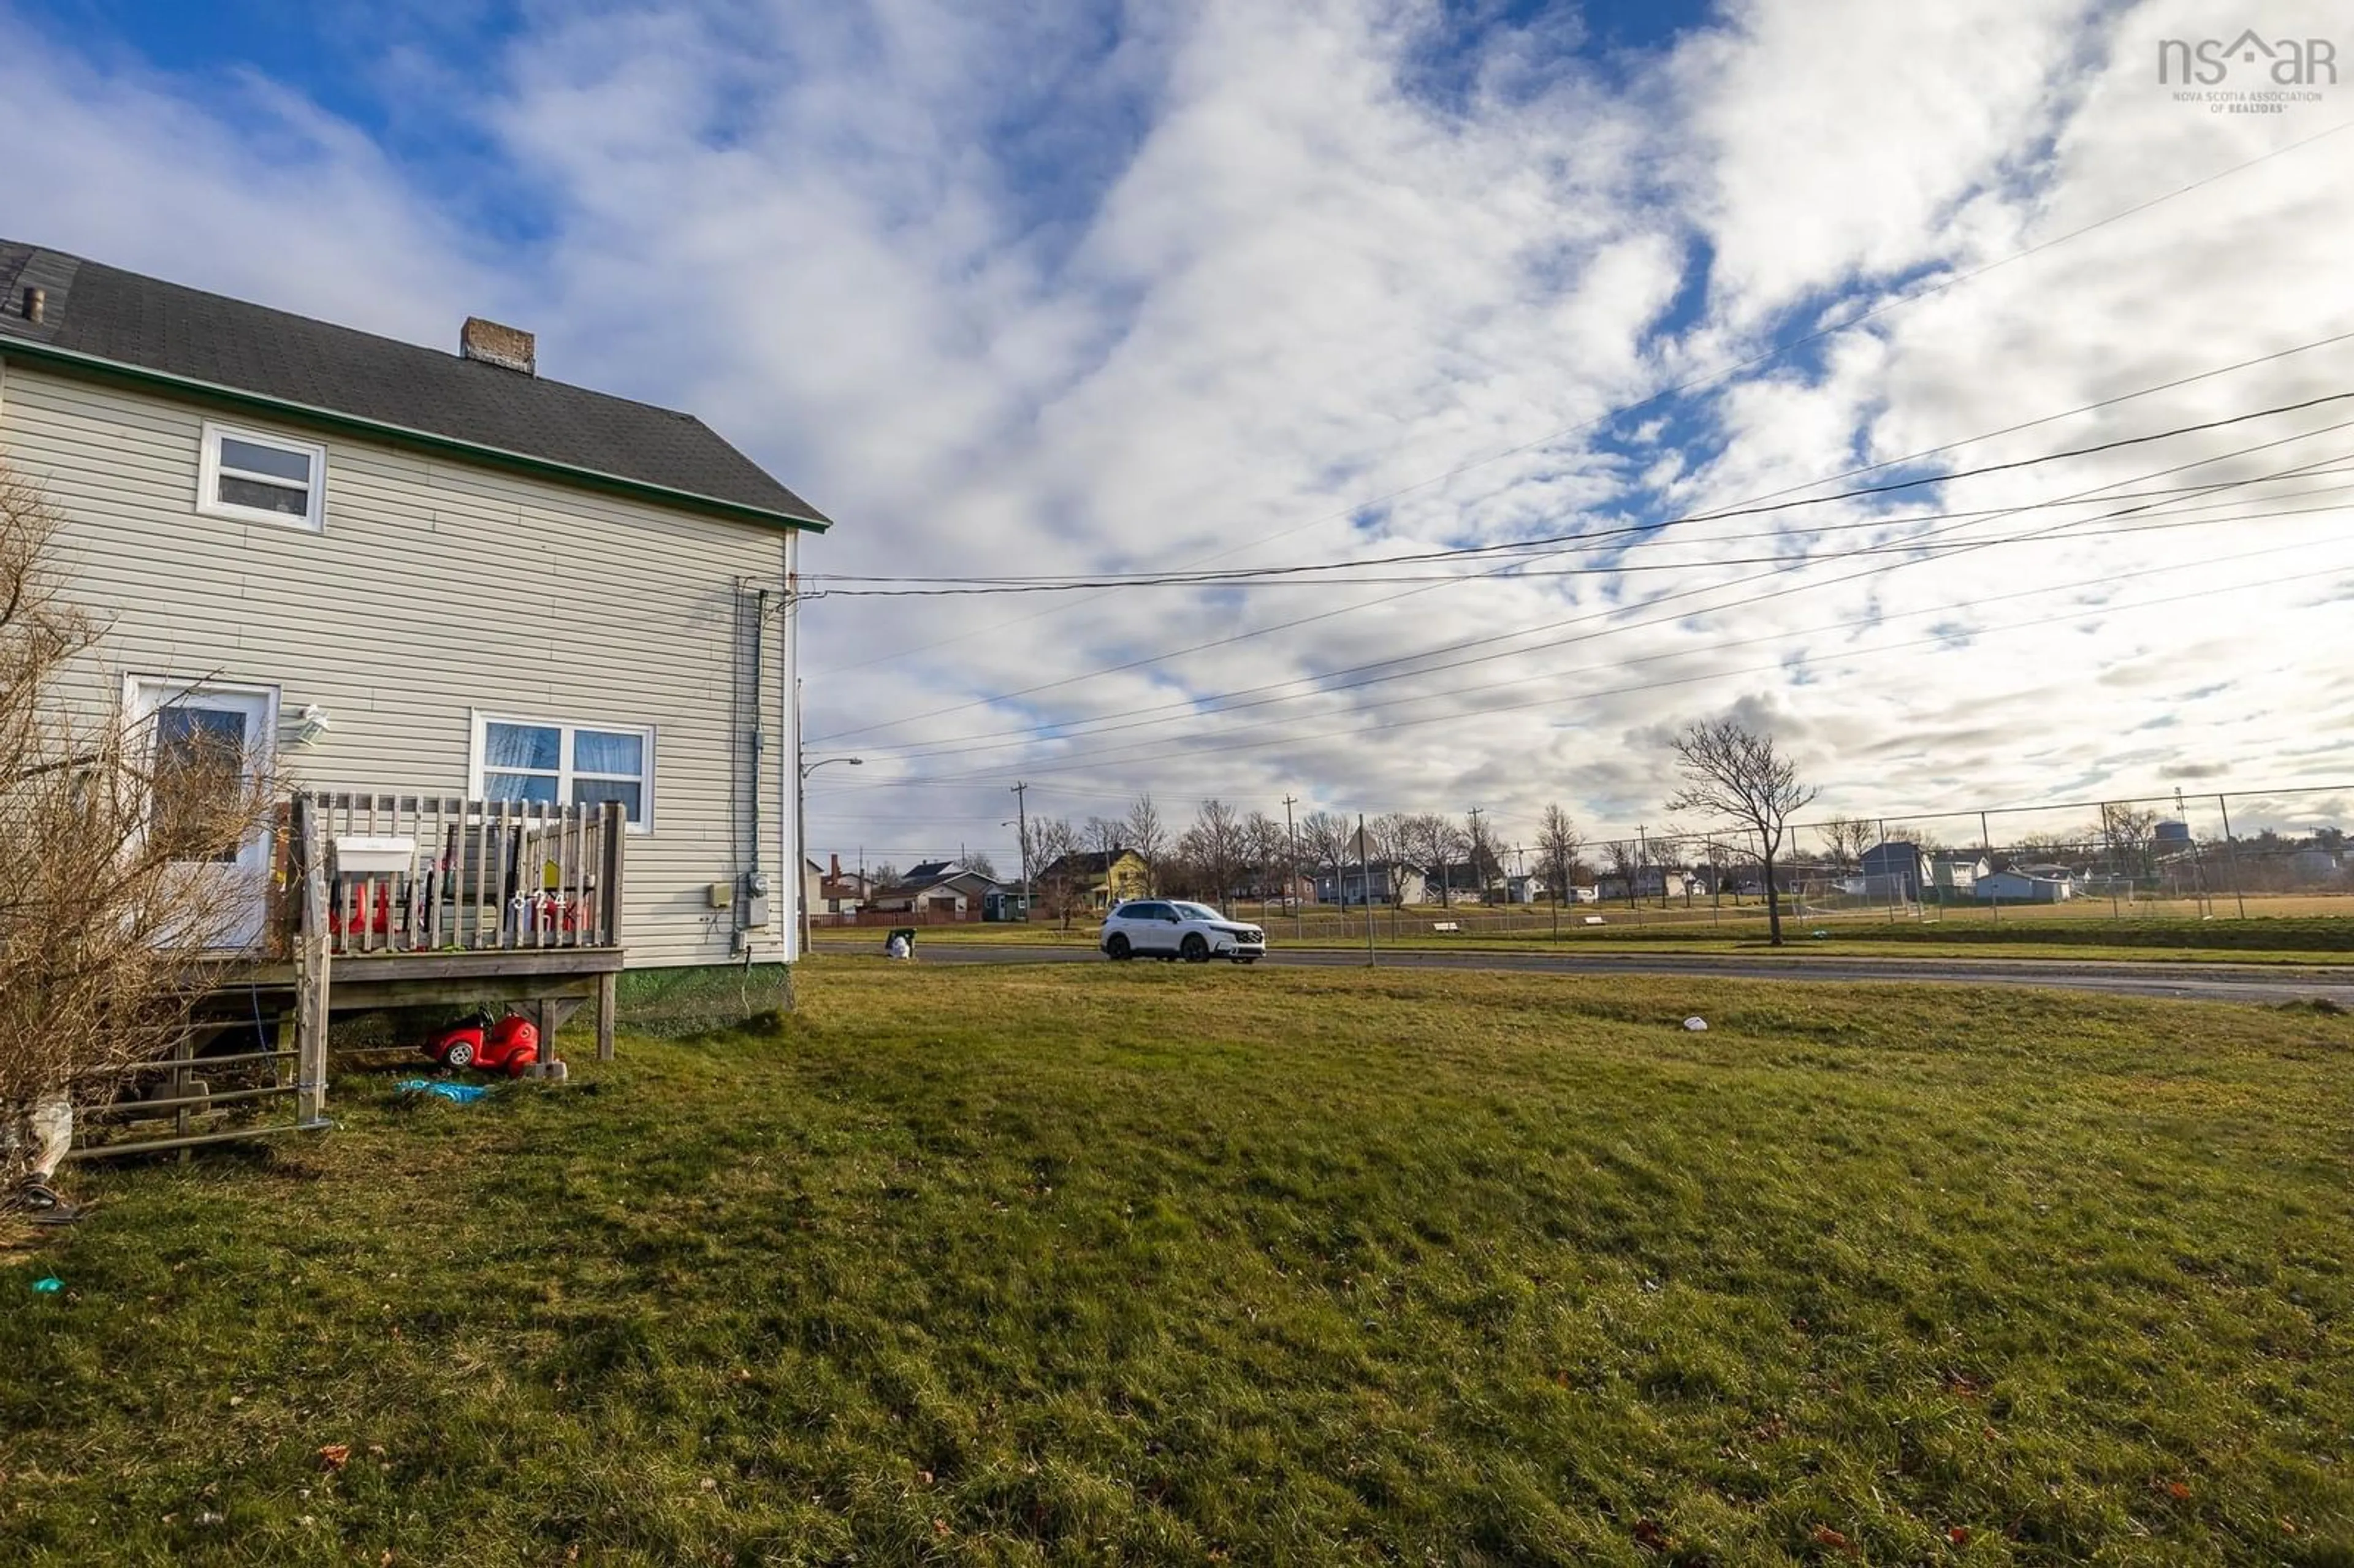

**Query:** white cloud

left=2, top=0, right=2350, bottom=866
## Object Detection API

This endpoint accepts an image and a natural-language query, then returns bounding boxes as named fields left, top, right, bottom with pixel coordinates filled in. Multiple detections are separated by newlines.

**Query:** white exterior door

left=127, top=678, right=280, bottom=951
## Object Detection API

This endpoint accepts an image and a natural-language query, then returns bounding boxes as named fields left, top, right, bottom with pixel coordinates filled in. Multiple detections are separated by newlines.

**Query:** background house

left=1595, top=866, right=1700, bottom=902
left=1978, top=868, right=2074, bottom=902
left=1034, top=847, right=1151, bottom=910
left=2292, top=848, right=2344, bottom=881
left=1314, top=861, right=1428, bottom=905
left=1857, top=842, right=1930, bottom=900
left=868, top=861, right=1005, bottom=919
left=818, top=855, right=873, bottom=915
left=1928, top=851, right=1989, bottom=899
left=803, top=858, right=827, bottom=930
left=1423, top=864, right=1488, bottom=904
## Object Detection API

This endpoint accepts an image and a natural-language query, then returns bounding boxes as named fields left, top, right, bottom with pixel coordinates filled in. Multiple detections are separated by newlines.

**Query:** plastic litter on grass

left=395, top=1079, right=495, bottom=1105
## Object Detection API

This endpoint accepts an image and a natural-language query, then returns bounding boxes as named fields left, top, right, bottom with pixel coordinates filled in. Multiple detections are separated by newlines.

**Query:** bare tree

left=1030, top=818, right=1081, bottom=929
left=1299, top=810, right=1353, bottom=923
left=962, top=850, right=997, bottom=881
left=1359, top=812, right=1407, bottom=905
left=1461, top=812, right=1504, bottom=900
left=1422, top=816, right=1469, bottom=908
left=1124, top=794, right=1167, bottom=892
left=1243, top=810, right=1287, bottom=913
left=1602, top=838, right=1642, bottom=908
left=1666, top=718, right=1818, bottom=946
left=1535, top=804, right=1582, bottom=936
left=1650, top=829, right=1689, bottom=906
left=1179, top=798, right=1248, bottom=915
left=2099, top=802, right=2161, bottom=882
left=3, top=465, right=272, bottom=1205
left=1076, top=815, right=1121, bottom=907
left=1816, top=814, right=1873, bottom=872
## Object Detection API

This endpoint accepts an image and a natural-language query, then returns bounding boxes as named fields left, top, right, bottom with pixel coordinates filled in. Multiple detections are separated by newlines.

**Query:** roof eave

left=0, top=337, right=832, bottom=534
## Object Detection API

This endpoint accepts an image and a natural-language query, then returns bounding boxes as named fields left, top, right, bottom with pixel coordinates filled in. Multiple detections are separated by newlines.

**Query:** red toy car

left=422, top=1009, right=543, bottom=1077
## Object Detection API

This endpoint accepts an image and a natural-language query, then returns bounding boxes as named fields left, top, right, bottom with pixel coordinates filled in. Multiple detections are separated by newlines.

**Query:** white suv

left=1100, top=900, right=1267, bottom=964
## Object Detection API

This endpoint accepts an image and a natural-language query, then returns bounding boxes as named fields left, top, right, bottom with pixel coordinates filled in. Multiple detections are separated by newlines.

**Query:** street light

left=798, top=755, right=863, bottom=954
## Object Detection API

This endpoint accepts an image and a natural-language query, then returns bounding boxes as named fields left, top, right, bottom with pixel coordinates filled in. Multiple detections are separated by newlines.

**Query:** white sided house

left=1976, top=869, right=2074, bottom=903
left=0, top=240, right=832, bottom=999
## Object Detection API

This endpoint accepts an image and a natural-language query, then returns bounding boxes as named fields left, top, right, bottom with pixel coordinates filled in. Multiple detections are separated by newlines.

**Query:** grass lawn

left=6, top=963, right=2353, bottom=1565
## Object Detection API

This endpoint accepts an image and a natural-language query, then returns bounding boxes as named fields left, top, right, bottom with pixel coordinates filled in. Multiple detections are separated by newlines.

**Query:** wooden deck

left=69, top=792, right=631, bottom=1162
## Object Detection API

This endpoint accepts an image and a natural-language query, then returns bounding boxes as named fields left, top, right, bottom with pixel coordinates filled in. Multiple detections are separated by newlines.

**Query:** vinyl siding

left=0, top=356, right=801, bottom=967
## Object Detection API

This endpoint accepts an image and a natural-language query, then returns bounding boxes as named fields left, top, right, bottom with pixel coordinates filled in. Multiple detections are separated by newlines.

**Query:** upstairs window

left=198, top=422, right=326, bottom=531
left=471, top=714, right=655, bottom=831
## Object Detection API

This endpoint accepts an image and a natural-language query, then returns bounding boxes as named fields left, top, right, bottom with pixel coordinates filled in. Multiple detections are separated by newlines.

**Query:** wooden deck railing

left=288, top=793, right=626, bottom=956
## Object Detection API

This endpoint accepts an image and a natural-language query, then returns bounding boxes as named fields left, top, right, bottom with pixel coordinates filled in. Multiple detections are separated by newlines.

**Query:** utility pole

left=2215, top=792, right=2248, bottom=919
left=1636, top=822, right=1647, bottom=908
left=1283, top=794, right=1301, bottom=936
left=1010, top=781, right=1030, bottom=916
left=1981, top=810, right=1998, bottom=926
left=1468, top=805, right=1485, bottom=907
left=1358, top=815, right=1376, bottom=966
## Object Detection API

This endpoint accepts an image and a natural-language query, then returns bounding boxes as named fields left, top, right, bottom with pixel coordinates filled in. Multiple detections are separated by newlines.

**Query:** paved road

left=815, top=941, right=2354, bottom=1005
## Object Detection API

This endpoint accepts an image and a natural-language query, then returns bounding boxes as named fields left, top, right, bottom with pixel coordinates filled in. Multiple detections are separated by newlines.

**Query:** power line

left=879, top=555, right=2342, bottom=789
left=831, top=433, right=2354, bottom=768
left=807, top=335, right=2354, bottom=744
left=802, top=389, right=2354, bottom=596
left=800, top=388, right=2344, bottom=595
left=861, top=427, right=2354, bottom=786
left=813, top=497, right=2348, bottom=599
left=841, top=516, right=2341, bottom=774
left=802, top=120, right=2354, bottom=680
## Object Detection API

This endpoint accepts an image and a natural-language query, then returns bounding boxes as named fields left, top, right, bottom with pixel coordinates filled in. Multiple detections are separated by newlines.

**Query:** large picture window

left=470, top=714, right=654, bottom=830
left=197, top=422, right=326, bottom=531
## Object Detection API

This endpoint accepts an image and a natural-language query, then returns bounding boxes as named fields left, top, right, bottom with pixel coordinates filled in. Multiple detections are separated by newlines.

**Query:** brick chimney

left=459, top=316, right=535, bottom=375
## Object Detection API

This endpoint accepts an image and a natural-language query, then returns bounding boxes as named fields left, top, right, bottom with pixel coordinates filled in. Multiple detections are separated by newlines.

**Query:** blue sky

left=4, top=0, right=2352, bottom=863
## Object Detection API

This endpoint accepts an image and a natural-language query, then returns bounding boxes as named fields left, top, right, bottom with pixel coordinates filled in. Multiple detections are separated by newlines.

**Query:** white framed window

left=468, top=712, right=655, bottom=832
left=197, top=421, right=326, bottom=531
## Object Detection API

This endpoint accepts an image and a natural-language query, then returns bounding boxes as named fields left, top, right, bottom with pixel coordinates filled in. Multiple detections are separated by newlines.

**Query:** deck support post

left=293, top=796, right=332, bottom=1125
left=596, top=970, right=618, bottom=1062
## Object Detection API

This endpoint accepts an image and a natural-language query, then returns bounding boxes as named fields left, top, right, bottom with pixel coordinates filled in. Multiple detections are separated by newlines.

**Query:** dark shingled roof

left=0, top=239, right=829, bottom=529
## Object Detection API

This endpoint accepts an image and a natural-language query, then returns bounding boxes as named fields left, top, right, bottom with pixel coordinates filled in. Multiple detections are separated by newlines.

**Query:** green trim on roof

left=0, top=337, right=831, bottom=534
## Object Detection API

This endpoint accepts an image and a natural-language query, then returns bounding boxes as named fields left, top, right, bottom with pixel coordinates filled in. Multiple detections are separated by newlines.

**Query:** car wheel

left=1181, top=934, right=1209, bottom=964
left=443, top=1040, right=474, bottom=1070
left=1106, top=934, right=1132, bottom=961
